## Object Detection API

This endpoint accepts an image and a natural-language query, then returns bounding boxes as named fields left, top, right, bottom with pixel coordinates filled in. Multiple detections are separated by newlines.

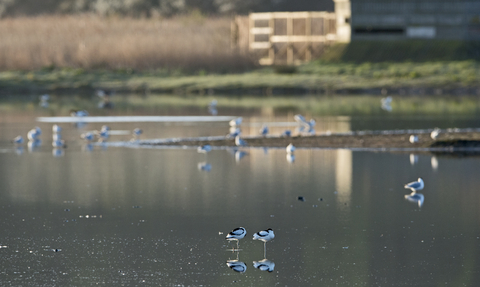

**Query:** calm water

left=1, top=95, right=480, bottom=286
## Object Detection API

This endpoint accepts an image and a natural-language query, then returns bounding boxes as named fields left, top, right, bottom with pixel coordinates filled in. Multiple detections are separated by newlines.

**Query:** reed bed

left=0, top=14, right=254, bottom=72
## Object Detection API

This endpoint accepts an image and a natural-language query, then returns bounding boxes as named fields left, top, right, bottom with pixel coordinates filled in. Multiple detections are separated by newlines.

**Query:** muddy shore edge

left=135, top=128, right=480, bottom=153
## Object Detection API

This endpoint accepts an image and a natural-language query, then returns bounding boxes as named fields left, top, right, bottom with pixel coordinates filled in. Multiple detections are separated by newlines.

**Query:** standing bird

left=27, top=127, right=41, bottom=141
left=235, top=136, right=247, bottom=147
left=133, top=128, right=143, bottom=137
left=253, top=228, right=275, bottom=258
left=409, top=135, right=419, bottom=144
left=81, top=132, right=94, bottom=142
left=229, top=117, right=243, bottom=127
left=282, top=130, right=292, bottom=137
left=259, top=125, right=269, bottom=136
left=286, top=143, right=295, bottom=154
left=430, top=128, right=440, bottom=140
left=52, top=124, right=62, bottom=133
left=13, top=136, right=24, bottom=145
left=226, top=227, right=247, bottom=250
left=404, top=178, right=424, bottom=193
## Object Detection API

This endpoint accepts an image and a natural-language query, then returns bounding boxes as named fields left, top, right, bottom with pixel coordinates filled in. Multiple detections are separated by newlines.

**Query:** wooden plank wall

left=232, top=12, right=337, bottom=65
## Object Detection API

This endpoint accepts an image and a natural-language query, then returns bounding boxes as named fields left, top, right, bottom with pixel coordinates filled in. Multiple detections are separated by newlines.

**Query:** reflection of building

left=335, top=0, right=480, bottom=41
left=335, top=149, right=352, bottom=209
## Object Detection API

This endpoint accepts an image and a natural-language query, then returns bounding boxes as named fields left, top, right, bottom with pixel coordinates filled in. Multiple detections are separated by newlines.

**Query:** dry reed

left=0, top=14, right=254, bottom=72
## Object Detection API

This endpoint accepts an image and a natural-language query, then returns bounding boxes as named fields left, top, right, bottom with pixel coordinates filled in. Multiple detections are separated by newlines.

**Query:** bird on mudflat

left=52, top=139, right=66, bottom=148
left=226, top=227, right=247, bottom=250
left=286, top=143, right=295, bottom=154
left=259, top=125, right=269, bottom=136
left=409, top=135, right=419, bottom=144
left=404, top=178, right=424, bottom=192
left=235, top=136, right=247, bottom=147
left=13, top=136, right=24, bottom=145
left=430, top=128, right=440, bottom=140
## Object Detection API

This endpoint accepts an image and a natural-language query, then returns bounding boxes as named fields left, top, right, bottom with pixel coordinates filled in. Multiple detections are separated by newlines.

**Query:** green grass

left=0, top=60, right=479, bottom=95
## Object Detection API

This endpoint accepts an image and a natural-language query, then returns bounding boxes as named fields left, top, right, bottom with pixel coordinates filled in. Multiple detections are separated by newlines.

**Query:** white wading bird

left=404, top=178, right=424, bottom=192
left=235, top=136, right=247, bottom=147
left=253, top=228, right=275, bottom=258
left=286, top=143, right=295, bottom=154
left=226, top=227, right=247, bottom=250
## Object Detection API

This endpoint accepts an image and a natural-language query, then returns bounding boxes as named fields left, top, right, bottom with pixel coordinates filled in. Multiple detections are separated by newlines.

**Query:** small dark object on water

left=54, top=249, right=61, bottom=252
left=297, top=196, right=305, bottom=202
left=64, top=209, right=70, bottom=211
left=320, top=198, right=323, bottom=201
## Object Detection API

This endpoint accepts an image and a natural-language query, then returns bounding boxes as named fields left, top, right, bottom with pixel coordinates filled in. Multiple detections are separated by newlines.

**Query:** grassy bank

left=1, top=60, right=479, bottom=95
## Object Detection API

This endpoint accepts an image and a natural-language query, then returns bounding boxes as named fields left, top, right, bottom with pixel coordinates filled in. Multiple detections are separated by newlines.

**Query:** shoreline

left=128, top=128, right=480, bottom=152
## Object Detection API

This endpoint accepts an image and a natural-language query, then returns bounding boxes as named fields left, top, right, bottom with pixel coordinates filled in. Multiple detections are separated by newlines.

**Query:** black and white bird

left=404, top=178, right=424, bottom=192
left=253, top=228, right=275, bottom=257
left=226, top=261, right=247, bottom=273
left=27, top=127, right=41, bottom=141
left=229, top=117, right=243, bottom=127
left=282, top=130, right=292, bottom=137
left=227, top=127, right=241, bottom=138
left=197, top=145, right=212, bottom=154
left=133, top=128, right=143, bottom=136
left=52, top=124, right=62, bottom=133
left=405, top=192, right=425, bottom=208
left=430, top=128, right=440, bottom=140
left=253, top=259, right=275, bottom=272
left=226, top=227, right=247, bottom=249
left=13, top=136, right=24, bottom=145
left=235, top=136, right=247, bottom=147
left=286, top=143, right=295, bottom=154
left=70, top=110, right=89, bottom=117
left=259, top=125, right=269, bottom=136
left=81, top=132, right=94, bottom=142
left=409, top=135, right=419, bottom=144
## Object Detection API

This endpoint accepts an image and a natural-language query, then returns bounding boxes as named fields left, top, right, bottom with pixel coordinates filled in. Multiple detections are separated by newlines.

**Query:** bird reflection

left=235, top=150, right=247, bottom=162
left=381, top=96, right=392, bottom=112
left=253, top=259, right=275, bottom=272
left=405, top=192, right=425, bottom=208
left=27, top=140, right=42, bottom=152
left=52, top=148, right=65, bottom=157
left=15, top=146, right=24, bottom=155
left=431, top=156, right=438, bottom=171
left=409, top=154, right=418, bottom=165
left=286, top=153, right=295, bottom=163
left=197, top=162, right=211, bottom=172
left=226, top=260, right=247, bottom=273
left=82, top=143, right=94, bottom=152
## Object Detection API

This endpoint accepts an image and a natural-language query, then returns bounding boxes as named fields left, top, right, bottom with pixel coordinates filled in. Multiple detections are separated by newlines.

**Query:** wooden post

left=305, top=12, right=312, bottom=61
left=287, top=15, right=293, bottom=65
left=268, top=14, right=275, bottom=65
left=249, top=14, right=254, bottom=51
